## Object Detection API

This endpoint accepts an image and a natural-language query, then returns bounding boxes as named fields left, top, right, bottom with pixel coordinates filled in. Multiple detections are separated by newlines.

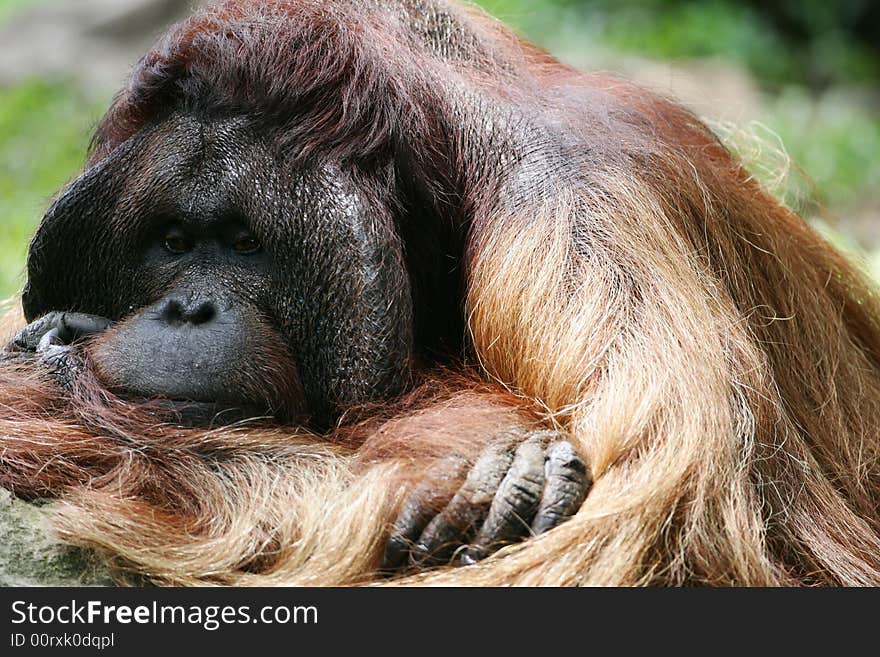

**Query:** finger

left=410, top=438, right=516, bottom=568
left=530, top=441, right=590, bottom=535
left=11, top=312, right=112, bottom=354
left=382, top=454, right=467, bottom=572
left=12, top=314, right=55, bottom=352
left=57, top=313, right=113, bottom=343
left=460, top=435, right=546, bottom=565
left=37, top=327, right=63, bottom=352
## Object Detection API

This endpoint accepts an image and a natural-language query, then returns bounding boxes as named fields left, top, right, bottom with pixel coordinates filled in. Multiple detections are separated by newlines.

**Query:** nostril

left=161, top=299, right=185, bottom=325
left=160, top=298, right=216, bottom=326
left=191, top=301, right=216, bottom=325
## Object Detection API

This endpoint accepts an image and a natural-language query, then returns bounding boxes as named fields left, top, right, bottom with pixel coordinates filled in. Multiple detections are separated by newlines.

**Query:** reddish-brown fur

left=2, top=0, right=880, bottom=586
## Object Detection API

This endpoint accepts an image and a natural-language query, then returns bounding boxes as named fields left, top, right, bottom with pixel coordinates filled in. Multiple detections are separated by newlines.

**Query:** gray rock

left=0, top=488, right=111, bottom=587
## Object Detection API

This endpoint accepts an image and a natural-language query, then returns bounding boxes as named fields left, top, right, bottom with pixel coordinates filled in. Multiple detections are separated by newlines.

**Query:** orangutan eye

left=232, top=233, right=261, bottom=254
left=163, top=229, right=192, bottom=254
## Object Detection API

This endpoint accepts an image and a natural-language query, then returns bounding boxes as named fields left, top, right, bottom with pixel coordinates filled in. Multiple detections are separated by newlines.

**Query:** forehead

left=110, top=114, right=282, bottom=231
left=125, top=113, right=369, bottom=214
left=134, top=114, right=269, bottom=184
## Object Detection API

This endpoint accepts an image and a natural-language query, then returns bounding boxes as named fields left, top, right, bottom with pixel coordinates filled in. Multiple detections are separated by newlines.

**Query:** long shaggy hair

left=3, top=0, right=880, bottom=586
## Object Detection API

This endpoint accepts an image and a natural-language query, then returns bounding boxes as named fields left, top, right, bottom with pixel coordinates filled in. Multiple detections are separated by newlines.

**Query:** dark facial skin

left=90, top=221, right=306, bottom=419
left=20, top=113, right=414, bottom=426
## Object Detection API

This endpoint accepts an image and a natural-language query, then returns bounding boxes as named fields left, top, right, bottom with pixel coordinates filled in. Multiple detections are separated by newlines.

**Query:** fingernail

left=459, top=547, right=484, bottom=566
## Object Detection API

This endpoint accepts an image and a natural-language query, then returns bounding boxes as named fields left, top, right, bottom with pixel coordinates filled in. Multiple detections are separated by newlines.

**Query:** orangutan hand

left=2, top=311, right=111, bottom=385
left=383, top=429, right=591, bottom=572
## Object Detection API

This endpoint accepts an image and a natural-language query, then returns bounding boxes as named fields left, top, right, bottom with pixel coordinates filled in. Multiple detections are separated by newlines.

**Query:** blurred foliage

left=477, top=0, right=880, bottom=89
left=765, top=89, right=880, bottom=212
left=0, top=0, right=877, bottom=297
left=586, top=1, right=877, bottom=90
left=0, top=0, right=48, bottom=22
left=0, top=81, right=106, bottom=297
